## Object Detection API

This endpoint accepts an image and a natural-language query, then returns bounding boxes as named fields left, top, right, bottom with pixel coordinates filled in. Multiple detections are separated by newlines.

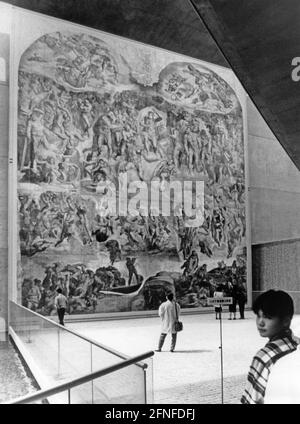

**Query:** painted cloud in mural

left=17, top=31, right=247, bottom=315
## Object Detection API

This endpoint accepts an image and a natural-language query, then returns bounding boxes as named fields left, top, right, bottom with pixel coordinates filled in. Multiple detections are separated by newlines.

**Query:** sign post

left=207, top=296, right=233, bottom=404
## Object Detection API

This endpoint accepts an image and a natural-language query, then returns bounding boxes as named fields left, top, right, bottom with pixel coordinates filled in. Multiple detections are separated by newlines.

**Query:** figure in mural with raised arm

left=101, top=110, right=122, bottom=157
left=126, top=257, right=139, bottom=286
left=26, top=280, right=41, bottom=311
left=156, top=292, right=181, bottom=353
left=51, top=103, right=72, bottom=141
left=105, top=239, right=122, bottom=265
left=181, top=250, right=199, bottom=277
left=26, top=107, right=57, bottom=171
left=54, top=211, right=74, bottom=247
left=75, top=201, right=92, bottom=244
left=183, top=127, right=196, bottom=172
left=170, top=126, right=183, bottom=169
left=78, top=96, right=94, bottom=139
left=140, top=109, right=162, bottom=155
left=211, top=207, right=226, bottom=248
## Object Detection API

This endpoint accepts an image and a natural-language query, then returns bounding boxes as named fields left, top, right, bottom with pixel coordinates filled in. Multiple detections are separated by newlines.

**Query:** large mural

left=16, top=28, right=247, bottom=316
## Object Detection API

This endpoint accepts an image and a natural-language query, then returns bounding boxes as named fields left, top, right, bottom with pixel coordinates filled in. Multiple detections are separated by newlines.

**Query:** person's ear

left=282, top=316, right=291, bottom=329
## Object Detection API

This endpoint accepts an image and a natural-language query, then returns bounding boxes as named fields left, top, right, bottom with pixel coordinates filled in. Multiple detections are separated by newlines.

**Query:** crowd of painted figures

left=18, top=70, right=245, bottom=257
left=22, top=253, right=246, bottom=315
left=18, top=32, right=246, bottom=314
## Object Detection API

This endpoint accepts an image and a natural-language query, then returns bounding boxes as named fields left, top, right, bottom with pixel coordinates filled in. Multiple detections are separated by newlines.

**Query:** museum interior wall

left=0, top=4, right=300, bottom=338
left=248, top=98, right=300, bottom=310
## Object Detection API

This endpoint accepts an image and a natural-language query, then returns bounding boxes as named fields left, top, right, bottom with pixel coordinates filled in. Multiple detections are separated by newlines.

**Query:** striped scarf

left=241, top=329, right=298, bottom=404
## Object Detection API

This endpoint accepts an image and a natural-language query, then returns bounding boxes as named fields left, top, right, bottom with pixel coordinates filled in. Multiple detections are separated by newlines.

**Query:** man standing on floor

left=156, top=292, right=181, bottom=353
left=236, top=281, right=247, bottom=319
left=55, top=287, right=68, bottom=326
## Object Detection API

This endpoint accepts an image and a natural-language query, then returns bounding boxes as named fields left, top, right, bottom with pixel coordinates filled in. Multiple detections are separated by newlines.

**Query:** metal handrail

left=10, top=301, right=146, bottom=368
left=8, top=350, right=154, bottom=404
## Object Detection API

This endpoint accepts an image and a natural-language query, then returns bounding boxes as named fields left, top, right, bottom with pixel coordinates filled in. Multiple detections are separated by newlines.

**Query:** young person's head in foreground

left=253, top=290, right=294, bottom=339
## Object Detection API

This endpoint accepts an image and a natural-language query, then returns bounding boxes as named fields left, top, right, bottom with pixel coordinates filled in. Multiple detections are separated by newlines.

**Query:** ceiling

left=2, top=0, right=300, bottom=169
left=191, top=0, right=300, bottom=170
left=1, top=0, right=227, bottom=66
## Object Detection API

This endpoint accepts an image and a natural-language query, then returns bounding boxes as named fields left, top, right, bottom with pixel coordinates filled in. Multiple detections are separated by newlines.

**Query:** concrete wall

left=248, top=98, right=300, bottom=244
left=0, top=33, right=9, bottom=340
left=252, top=239, right=300, bottom=312
left=247, top=98, right=300, bottom=308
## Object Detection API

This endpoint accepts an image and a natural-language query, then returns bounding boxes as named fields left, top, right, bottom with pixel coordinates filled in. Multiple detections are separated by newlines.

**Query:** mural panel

left=15, top=24, right=247, bottom=316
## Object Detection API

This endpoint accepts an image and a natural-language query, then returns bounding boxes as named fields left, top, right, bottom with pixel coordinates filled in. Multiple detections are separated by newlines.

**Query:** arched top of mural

left=19, top=31, right=241, bottom=115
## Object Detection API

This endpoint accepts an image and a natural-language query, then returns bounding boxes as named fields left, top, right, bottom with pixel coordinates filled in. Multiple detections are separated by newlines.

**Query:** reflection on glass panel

left=91, top=343, right=124, bottom=373
left=18, top=305, right=59, bottom=378
left=69, top=382, right=93, bottom=404
left=92, top=364, right=145, bottom=404
left=10, top=302, right=152, bottom=404
left=57, top=330, right=92, bottom=380
left=41, top=391, right=69, bottom=404
left=144, top=358, right=154, bottom=404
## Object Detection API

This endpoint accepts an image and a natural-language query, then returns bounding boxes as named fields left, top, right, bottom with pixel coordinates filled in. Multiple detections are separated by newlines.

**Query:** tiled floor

left=6, top=311, right=300, bottom=404
left=68, top=312, right=300, bottom=403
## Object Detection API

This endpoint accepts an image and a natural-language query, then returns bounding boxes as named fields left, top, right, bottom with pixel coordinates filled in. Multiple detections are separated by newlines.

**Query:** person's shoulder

left=252, top=345, right=274, bottom=365
left=268, top=332, right=299, bottom=351
left=264, top=346, right=300, bottom=404
left=272, top=345, right=300, bottom=369
left=253, top=337, right=295, bottom=365
left=267, top=347, right=300, bottom=385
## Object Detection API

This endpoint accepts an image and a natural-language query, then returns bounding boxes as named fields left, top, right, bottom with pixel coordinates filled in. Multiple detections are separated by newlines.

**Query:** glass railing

left=9, top=301, right=154, bottom=404
left=9, top=351, right=154, bottom=404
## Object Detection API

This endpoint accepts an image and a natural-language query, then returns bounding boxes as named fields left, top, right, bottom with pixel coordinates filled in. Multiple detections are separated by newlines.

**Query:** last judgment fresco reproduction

left=17, top=31, right=247, bottom=315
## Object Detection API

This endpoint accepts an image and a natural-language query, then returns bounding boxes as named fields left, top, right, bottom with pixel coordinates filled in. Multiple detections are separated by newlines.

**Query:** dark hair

left=252, top=290, right=294, bottom=319
left=167, top=292, right=174, bottom=301
left=56, top=288, right=62, bottom=294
